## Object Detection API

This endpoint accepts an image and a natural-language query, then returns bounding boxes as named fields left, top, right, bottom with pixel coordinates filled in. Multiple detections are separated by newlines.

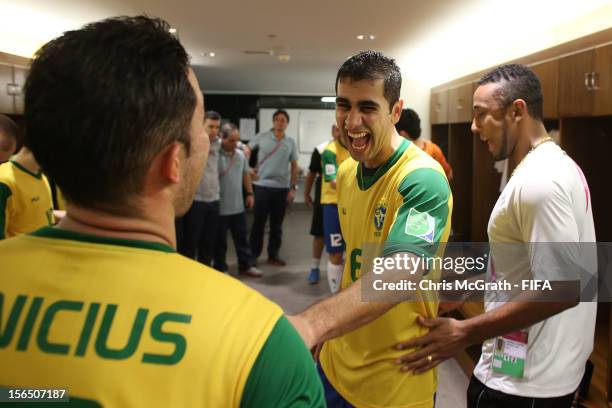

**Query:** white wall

left=400, top=75, right=432, bottom=140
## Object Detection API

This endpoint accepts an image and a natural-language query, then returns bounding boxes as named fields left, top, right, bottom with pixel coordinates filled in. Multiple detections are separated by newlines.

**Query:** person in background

left=248, top=109, right=299, bottom=267
left=0, top=114, right=18, bottom=164
left=214, top=123, right=262, bottom=277
left=178, top=110, right=222, bottom=264
left=0, top=116, right=54, bottom=239
left=304, top=139, right=328, bottom=284
left=319, top=124, right=350, bottom=293
left=0, top=15, right=324, bottom=407
left=396, top=108, right=453, bottom=180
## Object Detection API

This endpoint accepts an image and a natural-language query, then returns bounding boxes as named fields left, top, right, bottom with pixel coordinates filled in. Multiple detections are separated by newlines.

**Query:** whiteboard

left=297, top=110, right=336, bottom=153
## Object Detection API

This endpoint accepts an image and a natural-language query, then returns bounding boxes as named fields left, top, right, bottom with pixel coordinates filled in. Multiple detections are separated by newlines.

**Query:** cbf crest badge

left=373, top=202, right=387, bottom=235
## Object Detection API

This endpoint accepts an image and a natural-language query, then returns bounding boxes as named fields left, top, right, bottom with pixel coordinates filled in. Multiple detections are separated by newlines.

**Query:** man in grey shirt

left=249, top=109, right=299, bottom=266
left=214, top=123, right=262, bottom=277
left=177, top=110, right=221, bottom=264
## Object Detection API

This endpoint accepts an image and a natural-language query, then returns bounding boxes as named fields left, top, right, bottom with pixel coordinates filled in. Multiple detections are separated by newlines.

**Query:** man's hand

left=394, top=315, right=471, bottom=374
left=305, top=194, right=313, bottom=208
left=287, top=314, right=317, bottom=349
left=245, top=195, right=254, bottom=209
left=287, top=189, right=296, bottom=204
left=249, top=168, right=259, bottom=181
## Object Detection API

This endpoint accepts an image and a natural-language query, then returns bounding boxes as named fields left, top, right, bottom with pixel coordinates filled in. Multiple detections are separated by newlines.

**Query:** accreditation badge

left=492, top=330, right=528, bottom=378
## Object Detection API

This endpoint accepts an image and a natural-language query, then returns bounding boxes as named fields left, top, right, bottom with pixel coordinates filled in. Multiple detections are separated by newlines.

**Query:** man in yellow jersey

left=320, top=124, right=350, bottom=293
left=0, top=16, right=324, bottom=407
left=0, top=114, right=18, bottom=164
left=290, top=51, right=453, bottom=408
left=0, top=132, right=54, bottom=239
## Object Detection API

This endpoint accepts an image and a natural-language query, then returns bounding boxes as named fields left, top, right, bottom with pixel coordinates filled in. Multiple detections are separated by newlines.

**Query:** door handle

left=584, top=72, right=592, bottom=91
left=591, top=72, right=600, bottom=91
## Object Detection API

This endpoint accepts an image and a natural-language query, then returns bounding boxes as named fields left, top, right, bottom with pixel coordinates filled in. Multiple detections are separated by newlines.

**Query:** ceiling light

left=356, top=34, right=375, bottom=40
left=169, top=27, right=177, bottom=34
left=208, top=52, right=215, bottom=57
left=321, top=97, right=336, bottom=103
left=277, top=54, right=291, bottom=62
left=356, top=34, right=365, bottom=40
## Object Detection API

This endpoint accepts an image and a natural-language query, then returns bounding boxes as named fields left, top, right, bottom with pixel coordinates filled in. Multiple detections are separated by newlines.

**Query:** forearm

left=243, top=173, right=254, bottom=193
left=298, top=278, right=397, bottom=345
left=290, top=162, right=298, bottom=186
left=295, top=252, right=424, bottom=345
left=304, top=173, right=314, bottom=197
left=463, top=300, right=576, bottom=345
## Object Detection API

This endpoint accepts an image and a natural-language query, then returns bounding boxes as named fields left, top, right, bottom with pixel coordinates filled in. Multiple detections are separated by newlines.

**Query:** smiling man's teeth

left=348, top=131, right=368, bottom=138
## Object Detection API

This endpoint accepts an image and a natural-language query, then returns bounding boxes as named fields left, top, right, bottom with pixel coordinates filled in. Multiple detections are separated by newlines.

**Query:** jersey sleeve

left=240, top=316, right=325, bottom=408
left=308, top=149, right=322, bottom=174
left=0, top=182, right=12, bottom=240
left=381, top=168, right=451, bottom=260
left=321, top=150, right=338, bottom=182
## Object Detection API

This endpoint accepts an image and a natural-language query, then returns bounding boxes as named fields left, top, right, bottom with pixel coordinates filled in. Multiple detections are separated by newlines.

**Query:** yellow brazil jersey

left=0, top=228, right=325, bottom=407
left=0, top=160, right=54, bottom=239
left=319, top=138, right=453, bottom=408
left=320, top=140, right=350, bottom=205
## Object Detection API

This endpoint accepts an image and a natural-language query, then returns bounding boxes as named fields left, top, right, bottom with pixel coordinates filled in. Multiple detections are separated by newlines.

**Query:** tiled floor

left=222, top=205, right=468, bottom=408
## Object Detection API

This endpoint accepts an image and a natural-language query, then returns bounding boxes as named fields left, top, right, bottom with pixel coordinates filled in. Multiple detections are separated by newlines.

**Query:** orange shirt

left=419, top=140, right=452, bottom=179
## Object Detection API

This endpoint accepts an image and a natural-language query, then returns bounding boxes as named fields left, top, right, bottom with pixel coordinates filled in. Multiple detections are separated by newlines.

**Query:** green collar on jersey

left=356, top=138, right=410, bottom=191
left=30, top=226, right=176, bottom=253
left=10, top=160, right=43, bottom=179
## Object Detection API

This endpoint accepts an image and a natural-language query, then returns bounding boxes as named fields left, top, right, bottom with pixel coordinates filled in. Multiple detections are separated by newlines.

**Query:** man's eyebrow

left=335, top=97, right=350, bottom=104
left=357, top=100, right=380, bottom=109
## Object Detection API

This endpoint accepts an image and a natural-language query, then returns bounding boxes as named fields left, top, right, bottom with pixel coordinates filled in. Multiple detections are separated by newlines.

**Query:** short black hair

left=395, top=109, right=421, bottom=139
left=205, top=110, right=221, bottom=121
left=24, top=15, right=196, bottom=213
left=0, top=114, right=19, bottom=145
left=272, top=109, right=290, bottom=122
left=335, top=50, right=401, bottom=110
left=478, top=64, right=543, bottom=121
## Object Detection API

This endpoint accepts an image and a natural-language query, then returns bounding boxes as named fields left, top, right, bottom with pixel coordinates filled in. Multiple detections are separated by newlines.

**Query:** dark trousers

left=249, top=185, right=289, bottom=260
left=214, top=212, right=253, bottom=272
left=467, top=375, right=575, bottom=408
left=178, top=200, right=220, bottom=265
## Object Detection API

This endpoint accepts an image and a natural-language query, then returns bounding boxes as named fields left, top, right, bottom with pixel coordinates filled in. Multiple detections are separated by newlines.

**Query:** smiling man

left=290, top=51, right=453, bottom=408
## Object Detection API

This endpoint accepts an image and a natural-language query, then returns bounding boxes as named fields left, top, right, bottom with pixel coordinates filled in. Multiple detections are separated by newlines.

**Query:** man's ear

left=511, top=99, right=528, bottom=122
left=391, top=99, right=404, bottom=124
left=160, top=142, right=184, bottom=184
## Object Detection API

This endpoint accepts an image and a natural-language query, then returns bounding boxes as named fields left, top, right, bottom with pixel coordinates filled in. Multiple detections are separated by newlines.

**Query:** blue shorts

left=317, top=363, right=354, bottom=408
left=322, top=204, right=345, bottom=254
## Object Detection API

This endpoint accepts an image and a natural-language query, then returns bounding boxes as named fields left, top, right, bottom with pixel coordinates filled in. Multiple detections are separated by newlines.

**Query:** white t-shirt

left=474, top=142, right=597, bottom=398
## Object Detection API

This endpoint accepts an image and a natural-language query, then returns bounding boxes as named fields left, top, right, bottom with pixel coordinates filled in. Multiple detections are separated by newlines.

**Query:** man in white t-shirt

left=393, top=64, right=596, bottom=408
